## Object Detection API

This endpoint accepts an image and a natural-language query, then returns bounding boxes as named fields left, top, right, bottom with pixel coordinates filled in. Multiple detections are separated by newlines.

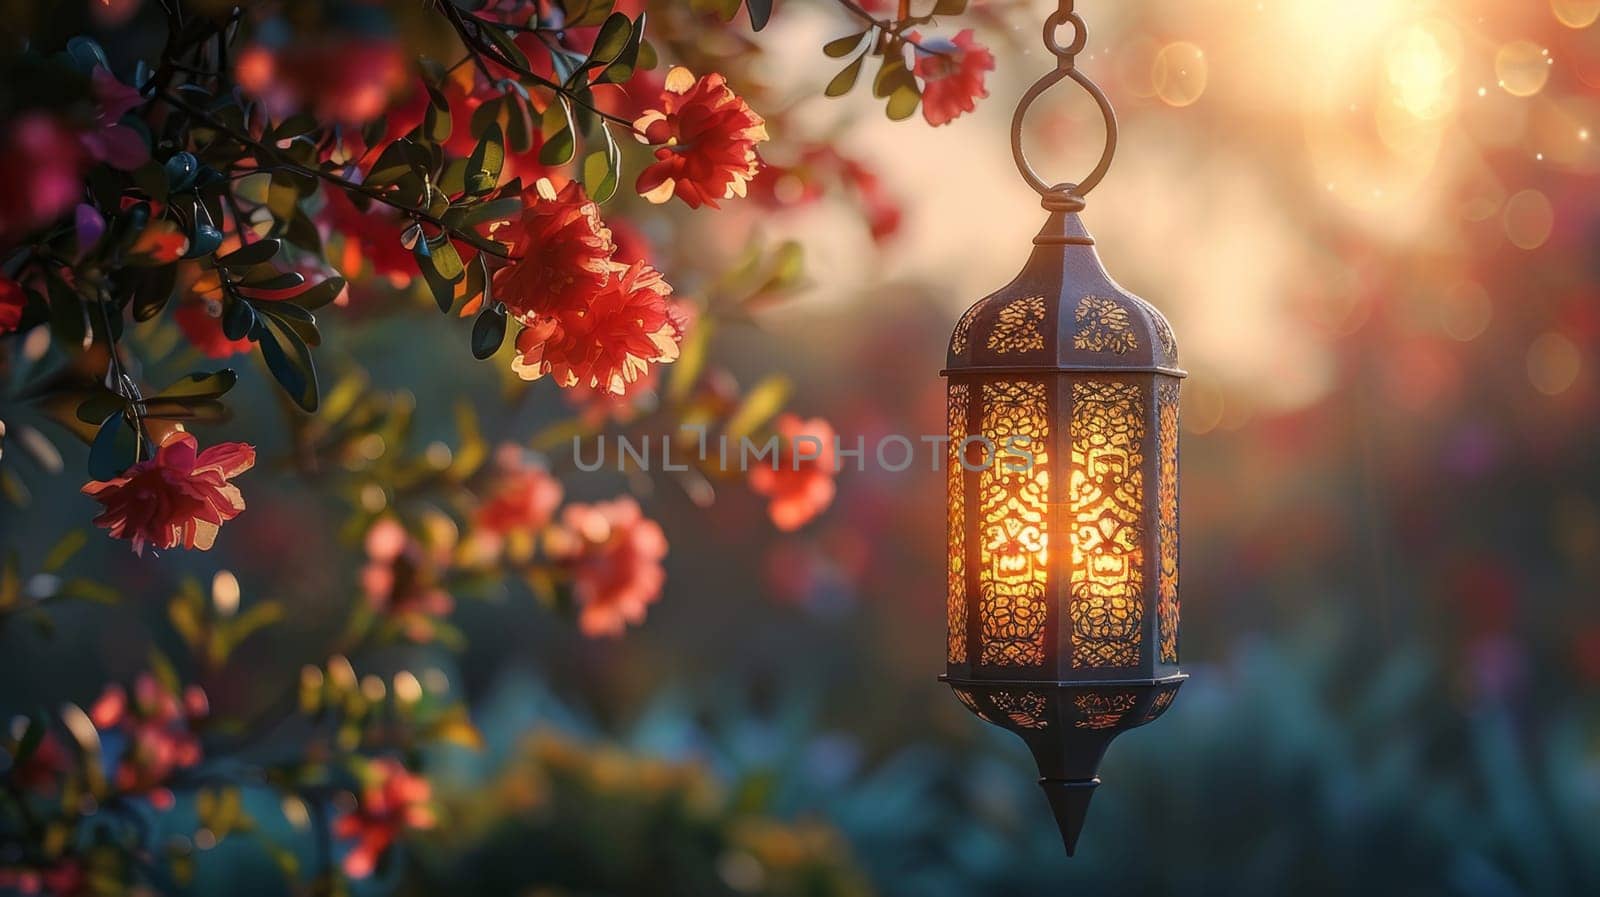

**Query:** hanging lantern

left=941, top=0, right=1186, bottom=857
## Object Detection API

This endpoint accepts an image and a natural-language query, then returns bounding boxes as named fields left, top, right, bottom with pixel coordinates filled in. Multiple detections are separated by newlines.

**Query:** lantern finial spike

left=1038, top=777, right=1099, bottom=857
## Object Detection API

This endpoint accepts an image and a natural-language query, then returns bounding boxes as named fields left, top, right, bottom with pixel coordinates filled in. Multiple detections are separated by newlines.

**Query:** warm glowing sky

left=735, top=0, right=1595, bottom=423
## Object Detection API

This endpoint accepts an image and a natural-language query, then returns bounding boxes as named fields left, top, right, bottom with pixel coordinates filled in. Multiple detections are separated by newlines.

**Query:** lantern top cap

left=944, top=210, right=1184, bottom=376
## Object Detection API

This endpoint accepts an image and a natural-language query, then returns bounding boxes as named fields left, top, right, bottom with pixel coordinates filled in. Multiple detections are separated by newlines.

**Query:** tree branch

left=156, top=91, right=513, bottom=260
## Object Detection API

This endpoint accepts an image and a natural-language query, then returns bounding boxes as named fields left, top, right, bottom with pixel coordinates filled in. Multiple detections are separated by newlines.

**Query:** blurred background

left=3, top=0, right=1600, bottom=894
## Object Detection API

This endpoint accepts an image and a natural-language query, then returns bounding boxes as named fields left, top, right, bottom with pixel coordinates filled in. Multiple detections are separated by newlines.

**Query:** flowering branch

left=155, top=91, right=514, bottom=260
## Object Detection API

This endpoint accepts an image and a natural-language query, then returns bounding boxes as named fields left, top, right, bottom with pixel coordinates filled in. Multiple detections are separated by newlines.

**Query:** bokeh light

left=1526, top=331, right=1583, bottom=394
left=1552, top=0, right=1600, bottom=29
left=1503, top=188, right=1555, bottom=249
left=1496, top=40, right=1552, bottom=97
left=1153, top=41, right=1208, bottom=107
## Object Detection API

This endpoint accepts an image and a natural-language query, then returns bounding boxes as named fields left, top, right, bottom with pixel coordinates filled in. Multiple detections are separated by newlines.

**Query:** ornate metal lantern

left=940, top=0, right=1186, bottom=856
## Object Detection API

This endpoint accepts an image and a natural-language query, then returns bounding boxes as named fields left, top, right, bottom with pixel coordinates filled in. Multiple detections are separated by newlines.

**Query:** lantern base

left=1039, top=777, right=1099, bottom=857
left=942, top=674, right=1186, bottom=856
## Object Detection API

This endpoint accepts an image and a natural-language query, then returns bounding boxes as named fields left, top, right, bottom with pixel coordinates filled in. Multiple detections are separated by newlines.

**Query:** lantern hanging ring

left=1010, top=0, right=1118, bottom=206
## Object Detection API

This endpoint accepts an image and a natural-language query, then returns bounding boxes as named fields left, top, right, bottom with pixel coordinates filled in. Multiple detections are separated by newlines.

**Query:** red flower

left=909, top=30, right=995, bottom=127
left=0, top=276, right=24, bottom=334
left=174, top=298, right=252, bottom=359
left=607, top=218, right=655, bottom=269
left=563, top=361, right=662, bottom=426
left=476, top=446, right=564, bottom=537
left=334, top=758, right=436, bottom=879
left=748, top=415, right=838, bottom=531
left=319, top=186, right=416, bottom=285
left=838, top=156, right=903, bottom=244
left=547, top=498, right=668, bottom=637
left=0, top=858, right=85, bottom=896
left=361, top=518, right=455, bottom=643
left=81, top=430, right=256, bottom=555
left=89, top=672, right=209, bottom=809
left=511, top=261, right=683, bottom=395
left=493, top=178, right=615, bottom=324
left=634, top=67, right=768, bottom=209
left=128, top=218, right=189, bottom=264
left=9, top=732, right=69, bottom=795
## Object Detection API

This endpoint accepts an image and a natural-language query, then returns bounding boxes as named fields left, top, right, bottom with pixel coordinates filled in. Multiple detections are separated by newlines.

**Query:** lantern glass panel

left=977, top=379, right=1051, bottom=669
left=1156, top=380, right=1180, bottom=664
left=946, top=382, right=969, bottom=664
left=1068, top=379, right=1145, bottom=670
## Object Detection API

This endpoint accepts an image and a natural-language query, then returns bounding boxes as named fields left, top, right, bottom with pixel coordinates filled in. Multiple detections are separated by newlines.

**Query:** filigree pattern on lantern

left=978, top=379, right=1050, bottom=667
left=1069, top=381, right=1145, bottom=669
left=1073, top=295, right=1138, bottom=355
left=950, top=300, right=984, bottom=356
left=1127, top=295, right=1177, bottom=361
left=1144, top=689, right=1176, bottom=723
left=991, top=690, right=1049, bottom=729
left=1153, top=308, right=1178, bottom=360
left=1073, top=692, right=1137, bottom=729
left=947, top=382, right=969, bottom=664
left=986, top=295, right=1046, bottom=354
left=953, top=688, right=990, bottom=722
left=1157, top=381, right=1179, bottom=664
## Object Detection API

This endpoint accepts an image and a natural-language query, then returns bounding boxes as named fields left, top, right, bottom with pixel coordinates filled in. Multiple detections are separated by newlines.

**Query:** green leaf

left=241, top=269, right=305, bottom=291
left=428, top=237, right=466, bottom=281
left=563, top=0, right=616, bottom=27
left=257, top=317, right=319, bottom=413
left=221, top=293, right=256, bottom=341
left=471, top=304, right=508, bottom=360
left=256, top=302, right=321, bottom=347
left=58, top=578, right=119, bottom=605
left=886, top=83, right=922, bottom=120
left=267, top=174, right=301, bottom=221
left=289, top=276, right=346, bottom=311
left=586, top=13, right=634, bottom=69
left=217, top=238, right=281, bottom=269
left=725, top=375, right=792, bottom=443
left=272, top=113, right=319, bottom=142
left=824, top=32, right=868, bottom=58
left=873, top=53, right=914, bottom=99
left=668, top=317, right=712, bottom=402
left=581, top=124, right=622, bottom=203
left=41, top=530, right=87, bottom=573
left=826, top=54, right=866, bottom=97
left=933, top=0, right=967, bottom=14
left=539, top=100, right=577, bottom=166
left=76, top=389, right=127, bottom=425
left=153, top=370, right=238, bottom=401
left=746, top=0, right=773, bottom=30
left=504, top=95, right=536, bottom=154
left=480, top=19, right=533, bottom=72
left=130, top=263, right=178, bottom=322
left=140, top=399, right=230, bottom=423
left=466, top=123, right=506, bottom=197
left=284, top=208, right=323, bottom=255
left=463, top=197, right=521, bottom=227
left=414, top=242, right=457, bottom=313
left=423, top=82, right=452, bottom=144
left=366, top=139, right=425, bottom=188
left=597, top=12, right=647, bottom=84
left=87, top=414, right=137, bottom=481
